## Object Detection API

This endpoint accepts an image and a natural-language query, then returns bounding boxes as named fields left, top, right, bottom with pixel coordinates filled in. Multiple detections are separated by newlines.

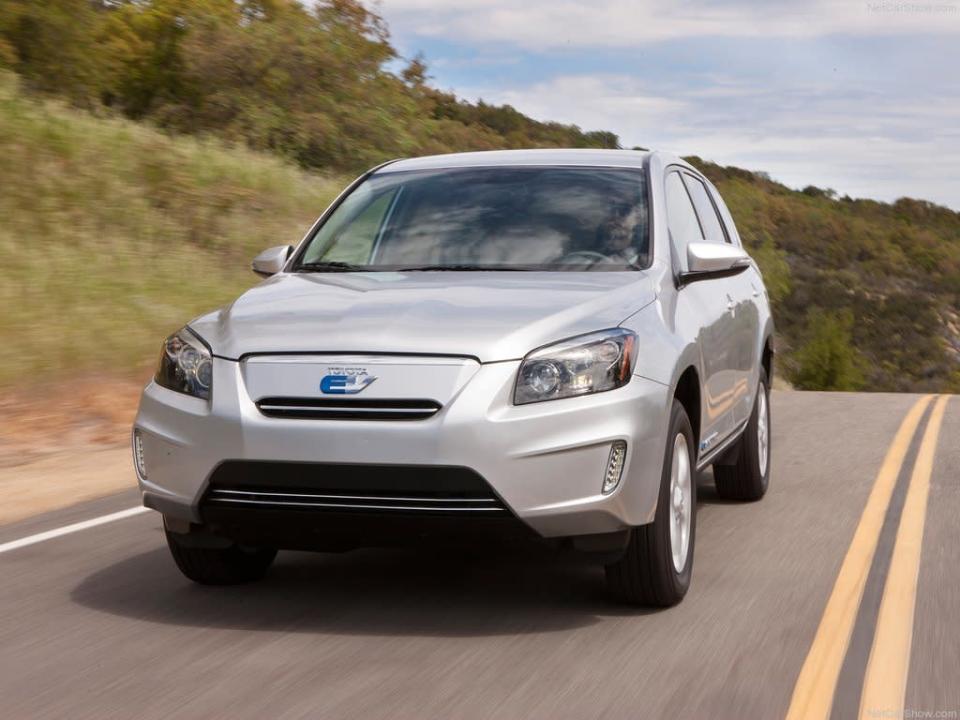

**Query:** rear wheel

left=605, top=400, right=696, bottom=607
left=166, top=531, right=276, bottom=585
left=713, top=368, right=771, bottom=501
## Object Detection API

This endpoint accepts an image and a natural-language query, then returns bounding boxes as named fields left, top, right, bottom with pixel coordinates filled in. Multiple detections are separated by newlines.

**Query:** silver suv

left=133, top=149, right=774, bottom=606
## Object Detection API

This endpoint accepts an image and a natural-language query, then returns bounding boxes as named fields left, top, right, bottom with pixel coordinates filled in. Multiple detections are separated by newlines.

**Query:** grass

left=0, top=72, right=343, bottom=387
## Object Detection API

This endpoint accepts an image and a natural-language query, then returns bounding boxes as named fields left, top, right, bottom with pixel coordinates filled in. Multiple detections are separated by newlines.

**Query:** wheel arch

left=761, top=333, right=775, bottom=384
left=672, top=365, right=701, bottom=451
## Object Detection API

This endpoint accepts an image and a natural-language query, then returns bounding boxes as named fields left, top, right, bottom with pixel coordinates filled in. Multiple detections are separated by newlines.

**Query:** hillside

left=1, top=74, right=957, bottom=393
left=1, top=0, right=959, bottom=393
left=691, top=159, right=960, bottom=392
left=0, top=72, right=341, bottom=387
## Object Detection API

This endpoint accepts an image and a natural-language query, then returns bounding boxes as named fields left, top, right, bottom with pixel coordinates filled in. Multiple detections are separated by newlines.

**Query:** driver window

left=664, top=172, right=704, bottom=271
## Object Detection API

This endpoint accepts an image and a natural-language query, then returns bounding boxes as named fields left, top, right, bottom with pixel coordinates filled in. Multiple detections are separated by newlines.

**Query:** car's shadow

left=695, top=470, right=745, bottom=506
left=71, top=540, right=666, bottom=638
left=696, top=482, right=745, bottom=506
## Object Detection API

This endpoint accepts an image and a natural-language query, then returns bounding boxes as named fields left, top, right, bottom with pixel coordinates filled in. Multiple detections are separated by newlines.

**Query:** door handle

left=751, top=283, right=760, bottom=298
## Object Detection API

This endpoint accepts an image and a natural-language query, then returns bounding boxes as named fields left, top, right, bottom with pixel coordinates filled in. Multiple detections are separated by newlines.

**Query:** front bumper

left=134, top=358, right=670, bottom=538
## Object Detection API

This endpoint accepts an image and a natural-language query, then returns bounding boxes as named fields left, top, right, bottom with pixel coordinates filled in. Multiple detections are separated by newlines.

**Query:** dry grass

left=0, top=446, right=135, bottom=525
left=0, top=375, right=144, bottom=466
left=0, top=71, right=343, bottom=388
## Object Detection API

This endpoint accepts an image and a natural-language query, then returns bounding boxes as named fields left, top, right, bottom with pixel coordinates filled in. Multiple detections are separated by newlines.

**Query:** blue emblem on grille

left=320, top=369, right=377, bottom=394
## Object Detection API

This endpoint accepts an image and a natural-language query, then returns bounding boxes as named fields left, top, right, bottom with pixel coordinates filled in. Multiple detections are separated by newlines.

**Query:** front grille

left=202, top=461, right=508, bottom=516
left=256, top=397, right=441, bottom=421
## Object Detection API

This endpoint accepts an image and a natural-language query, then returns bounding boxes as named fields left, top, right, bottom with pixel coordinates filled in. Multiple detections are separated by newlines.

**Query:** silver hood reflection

left=189, top=271, right=657, bottom=363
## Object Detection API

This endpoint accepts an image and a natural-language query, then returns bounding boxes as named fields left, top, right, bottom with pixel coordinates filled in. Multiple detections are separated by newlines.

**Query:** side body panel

left=625, top=155, right=774, bottom=461
left=704, top=175, right=773, bottom=423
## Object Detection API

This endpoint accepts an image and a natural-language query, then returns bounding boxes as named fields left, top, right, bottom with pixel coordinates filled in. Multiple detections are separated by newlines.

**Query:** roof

left=378, top=148, right=653, bottom=173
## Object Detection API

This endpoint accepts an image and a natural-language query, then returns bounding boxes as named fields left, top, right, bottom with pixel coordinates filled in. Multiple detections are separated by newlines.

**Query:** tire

left=605, top=399, right=696, bottom=607
left=165, top=531, right=276, bottom=585
left=713, top=367, right=771, bottom=501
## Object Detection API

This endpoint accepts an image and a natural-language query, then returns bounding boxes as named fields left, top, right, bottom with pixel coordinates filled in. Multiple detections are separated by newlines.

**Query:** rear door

left=664, top=170, right=735, bottom=450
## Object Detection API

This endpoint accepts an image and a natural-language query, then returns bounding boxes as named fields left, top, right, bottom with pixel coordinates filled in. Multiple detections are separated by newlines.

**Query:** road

left=1, top=391, right=956, bottom=720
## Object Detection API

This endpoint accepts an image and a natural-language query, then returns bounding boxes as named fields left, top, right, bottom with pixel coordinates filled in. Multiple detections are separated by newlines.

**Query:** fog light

left=602, top=440, right=627, bottom=494
left=132, top=430, right=147, bottom=480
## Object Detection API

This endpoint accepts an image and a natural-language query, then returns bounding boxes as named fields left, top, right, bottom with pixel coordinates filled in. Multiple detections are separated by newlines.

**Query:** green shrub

left=790, top=309, right=866, bottom=391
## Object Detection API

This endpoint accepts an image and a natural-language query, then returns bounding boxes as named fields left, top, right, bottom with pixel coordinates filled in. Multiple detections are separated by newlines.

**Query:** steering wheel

left=557, top=250, right=610, bottom=265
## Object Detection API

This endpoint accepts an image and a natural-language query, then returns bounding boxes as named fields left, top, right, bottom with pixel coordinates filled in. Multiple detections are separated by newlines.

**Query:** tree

left=401, top=53, right=429, bottom=89
left=0, top=0, right=107, bottom=103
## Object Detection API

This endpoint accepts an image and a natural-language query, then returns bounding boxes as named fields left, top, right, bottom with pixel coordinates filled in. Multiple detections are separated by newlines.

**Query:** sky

left=372, top=0, right=960, bottom=210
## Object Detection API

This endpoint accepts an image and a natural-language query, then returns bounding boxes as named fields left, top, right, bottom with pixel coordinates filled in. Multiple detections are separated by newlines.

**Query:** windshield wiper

left=398, top=264, right=532, bottom=271
left=297, top=261, right=365, bottom=273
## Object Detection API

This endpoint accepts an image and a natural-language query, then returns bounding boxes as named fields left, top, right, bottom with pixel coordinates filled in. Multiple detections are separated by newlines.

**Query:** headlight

left=514, top=328, right=637, bottom=405
left=156, top=327, right=213, bottom=400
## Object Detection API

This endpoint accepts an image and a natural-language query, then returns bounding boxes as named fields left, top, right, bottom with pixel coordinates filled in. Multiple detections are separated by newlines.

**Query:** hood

left=190, top=271, right=656, bottom=363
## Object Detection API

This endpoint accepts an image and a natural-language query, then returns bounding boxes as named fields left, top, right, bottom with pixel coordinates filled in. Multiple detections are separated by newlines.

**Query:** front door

left=664, top=170, right=740, bottom=453
left=691, top=175, right=760, bottom=427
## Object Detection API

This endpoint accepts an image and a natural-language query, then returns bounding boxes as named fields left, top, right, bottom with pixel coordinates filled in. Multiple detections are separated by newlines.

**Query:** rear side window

left=709, top=184, right=742, bottom=246
left=664, top=172, right=703, bottom=271
left=682, top=175, right=728, bottom=244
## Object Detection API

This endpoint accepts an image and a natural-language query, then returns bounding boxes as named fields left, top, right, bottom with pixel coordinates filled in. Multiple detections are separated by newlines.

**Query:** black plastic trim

left=676, top=262, right=750, bottom=288
left=198, top=460, right=530, bottom=550
left=204, top=460, right=505, bottom=498
left=255, top=397, right=441, bottom=421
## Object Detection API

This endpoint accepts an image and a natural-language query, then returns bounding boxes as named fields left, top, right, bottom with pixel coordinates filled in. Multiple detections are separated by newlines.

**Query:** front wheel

left=605, top=399, right=696, bottom=607
left=166, top=531, right=276, bottom=585
left=713, top=368, right=771, bottom=501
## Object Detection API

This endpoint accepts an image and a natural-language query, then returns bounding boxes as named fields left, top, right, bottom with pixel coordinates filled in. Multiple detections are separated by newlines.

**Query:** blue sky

left=373, top=0, right=960, bottom=209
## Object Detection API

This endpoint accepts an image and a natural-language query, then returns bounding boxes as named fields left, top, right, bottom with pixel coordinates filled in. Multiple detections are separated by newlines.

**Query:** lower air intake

left=202, top=461, right=508, bottom=515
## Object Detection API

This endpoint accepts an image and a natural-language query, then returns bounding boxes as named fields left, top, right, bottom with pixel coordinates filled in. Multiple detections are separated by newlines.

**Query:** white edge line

left=0, top=506, right=151, bottom=554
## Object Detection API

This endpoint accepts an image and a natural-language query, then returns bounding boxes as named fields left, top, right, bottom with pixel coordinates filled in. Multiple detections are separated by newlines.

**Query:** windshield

left=294, top=166, right=649, bottom=271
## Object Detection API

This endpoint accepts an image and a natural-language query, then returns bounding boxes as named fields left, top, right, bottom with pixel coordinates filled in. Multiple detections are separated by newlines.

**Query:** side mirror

left=679, top=242, right=751, bottom=286
left=251, top=245, right=293, bottom=277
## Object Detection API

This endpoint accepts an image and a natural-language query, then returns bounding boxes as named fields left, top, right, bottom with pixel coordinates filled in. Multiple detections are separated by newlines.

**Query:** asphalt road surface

left=1, top=392, right=957, bottom=720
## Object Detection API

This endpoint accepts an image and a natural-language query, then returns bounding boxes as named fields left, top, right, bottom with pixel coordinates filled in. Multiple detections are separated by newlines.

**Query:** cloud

left=457, top=72, right=960, bottom=208
left=378, top=0, right=960, bottom=50
left=373, top=0, right=960, bottom=208
left=471, top=75, right=686, bottom=144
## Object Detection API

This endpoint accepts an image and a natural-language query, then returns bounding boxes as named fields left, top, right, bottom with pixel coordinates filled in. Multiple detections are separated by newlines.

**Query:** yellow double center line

left=785, top=394, right=950, bottom=720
